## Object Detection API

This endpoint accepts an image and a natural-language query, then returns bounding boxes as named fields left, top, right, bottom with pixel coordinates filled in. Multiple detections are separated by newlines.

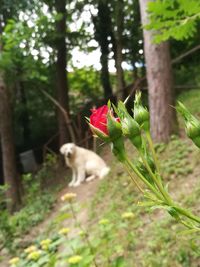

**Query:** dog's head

left=60, top=143, right=76, bottom=159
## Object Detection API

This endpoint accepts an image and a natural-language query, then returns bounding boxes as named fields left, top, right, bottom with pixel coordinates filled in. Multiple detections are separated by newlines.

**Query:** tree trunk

left=19, top=81, right=31, bottom=148
left=139, top=0, right=178, bottom=142
left=0, top=74, right=21, bottom=211
left=93, top=0, right=114, bottom=102
left=100, top=53, right=113, bottom=100
left=114, top=0, right=126, bottom=100
left=55, top=0, right=69, bottom=147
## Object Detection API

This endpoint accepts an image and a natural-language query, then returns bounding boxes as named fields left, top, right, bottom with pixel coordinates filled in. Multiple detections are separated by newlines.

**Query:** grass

left=88, top=135, right=200, bottom=266
left=0, top=155, right=64, bottom=255
left=178, top=89, right=200, bottom=117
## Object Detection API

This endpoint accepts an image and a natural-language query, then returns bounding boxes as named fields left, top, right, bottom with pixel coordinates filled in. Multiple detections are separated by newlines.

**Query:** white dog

left=60, top=143, right=110, bottom=187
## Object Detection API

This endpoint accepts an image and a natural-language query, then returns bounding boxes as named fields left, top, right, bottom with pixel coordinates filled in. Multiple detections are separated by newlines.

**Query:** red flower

left=90, top=105, right=120, bottom=136
left=90, top=105, right=109, bottom=135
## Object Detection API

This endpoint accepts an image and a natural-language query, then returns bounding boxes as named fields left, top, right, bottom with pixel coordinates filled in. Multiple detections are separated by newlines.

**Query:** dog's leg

left=86, top=175, right=96, bottom=182
left=68, top=168, right=77, bottom=187
left=73, top=167, right=85, bottom=187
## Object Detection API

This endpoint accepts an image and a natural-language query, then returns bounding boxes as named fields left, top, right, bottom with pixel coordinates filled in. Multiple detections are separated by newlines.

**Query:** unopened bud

left=107, top=111, right=122, bottom=141
left=185, top=119, right=200, bottom=148
left=116, top=101, right=142, bottom=150
left=111, top=137, right=126, bottom=162
left=134, top=91, right=150, bottom=131
left=122, top=117, right=142, bottom=150
left=177, top=101, right=200, bottom=148
left=107, top=111, right=126, bottom=162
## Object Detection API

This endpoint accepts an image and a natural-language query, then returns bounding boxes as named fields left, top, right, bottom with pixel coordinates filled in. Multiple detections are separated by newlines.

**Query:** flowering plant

left=89, top=91, right=200, bottom=233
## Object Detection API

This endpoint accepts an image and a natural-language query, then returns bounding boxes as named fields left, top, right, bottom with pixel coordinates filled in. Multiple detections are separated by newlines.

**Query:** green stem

left=146, top=131, right=161, bottom=174
left=124, top=156, right=164, bottom=201
left=174, top=205, right=200, bottom=225
left=70, top=204, right=99, bottom=267
left=140, top=153, right=173, bottom=206
left=66, top=235, right=76, bottom=254
left=124, top=163, right=144, bottom=194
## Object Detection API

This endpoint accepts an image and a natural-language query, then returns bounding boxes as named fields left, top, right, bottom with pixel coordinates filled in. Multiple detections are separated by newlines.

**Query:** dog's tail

left=100, top=166, right=110, bottom=179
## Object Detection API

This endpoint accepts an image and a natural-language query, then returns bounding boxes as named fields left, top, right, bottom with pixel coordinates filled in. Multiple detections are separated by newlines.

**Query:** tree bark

left=0, top=74, right=21, bottom=211
left=55, top=0, right=69, bottom=147
left=19, top=81, right=31, bottom=148
left=93, top=0, right=114, bottom=102
left=139, top=0, right=178, bottom=142
left=100, top=52, right=113, bottom=100
left=115, top=0, right=126, bottom=100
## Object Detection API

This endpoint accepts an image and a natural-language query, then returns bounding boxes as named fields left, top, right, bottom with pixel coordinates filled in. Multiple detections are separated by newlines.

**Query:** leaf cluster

left=146, top=0, right=200, bottom=42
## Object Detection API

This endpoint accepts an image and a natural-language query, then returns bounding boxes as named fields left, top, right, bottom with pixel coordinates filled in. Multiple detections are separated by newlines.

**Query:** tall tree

left=55, top=0, right=69, bottom=147
left=113, top=0, right=126, bottom=100
left=93, top=0, right=114, bottom=101
left=0, top=3, right=24, bottom=211
left=0, top=74, right=21, bottom=211
left=139, top=0, right=178, bottom=142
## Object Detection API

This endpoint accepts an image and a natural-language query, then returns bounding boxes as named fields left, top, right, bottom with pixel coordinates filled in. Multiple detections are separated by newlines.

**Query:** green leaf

left=112, top=256, right=126, bottom=267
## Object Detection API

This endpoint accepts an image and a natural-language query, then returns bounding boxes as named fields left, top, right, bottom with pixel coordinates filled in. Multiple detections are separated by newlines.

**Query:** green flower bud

left=133, top=91, right=150, bottom=131
left=185, top=119, right=200, bottom=139
left=185, top=119, right=200, bottom=148
left=116, top=101, right=142, bottom=150
left=177, top=101, right=200, bottom=148
left=107, top=111, right=126, bottom=162
left=111, top=137, right=126, bottom=162
left=107, top=111, right=122, bottom=141
left=192, top=137, right=200, bottom=148
left=122, top=117, right=142, bottom=150
left=176, top=101, right=191, bottom=121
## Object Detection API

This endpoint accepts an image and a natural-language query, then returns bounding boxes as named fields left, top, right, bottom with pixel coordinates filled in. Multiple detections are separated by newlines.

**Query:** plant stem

left=124, top=163, right=144, bottom=194
left=66, top=235, right=76, bottom=254
left=174, top=205, right=200, bottom=225
left=124, top=156, right=164, bottom=201
left=146, top=131, right=161, bottom=174
left=140, top=153, right=173, bottom=206
left=69, top=204, right=99, bottom=267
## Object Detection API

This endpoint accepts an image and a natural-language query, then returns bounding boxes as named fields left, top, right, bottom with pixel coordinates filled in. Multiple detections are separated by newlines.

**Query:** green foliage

left=178, top=89, right=200, bottom=118
left=68, top=67, right=101, bottom=113
left=8, top=190, right=133, bottom=267
left=0, top=185, right=14, bottom=251
left=146, top=0, right=200, bottom=42
left=158, top=136, right=194, bottom=180
left=0, top=156, right=59, bottom=252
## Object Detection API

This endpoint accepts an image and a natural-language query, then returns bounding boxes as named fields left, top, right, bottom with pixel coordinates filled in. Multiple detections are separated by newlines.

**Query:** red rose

left=90, top=105, right=120, bottom=137
left=90, top=105, right=109, bottom=135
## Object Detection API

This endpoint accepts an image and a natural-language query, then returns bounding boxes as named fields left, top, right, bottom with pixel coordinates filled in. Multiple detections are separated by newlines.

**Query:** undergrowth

left=89, top=134, right=200, bottom=266
left=0, top=154, right=60, bottom=254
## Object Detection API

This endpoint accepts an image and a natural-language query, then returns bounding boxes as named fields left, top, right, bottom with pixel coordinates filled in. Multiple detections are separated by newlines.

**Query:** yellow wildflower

left=68, top=255, right=82, bottom=264
left=24, top=245, right=37, bottom=254
left=61, top=193, right=77, bottom=201
left=40, top=239, right=51, bottom=250
left=27, top=250, right=42, bottom=261
left=78, top=230, right=86, bottom=237
left=9, top=257, right=20, bottom=265
left=121, top=212, right=134, bottom=219
left=58, top=227, right=70, bottom=235
left=98, top=219, right=110, bottom=225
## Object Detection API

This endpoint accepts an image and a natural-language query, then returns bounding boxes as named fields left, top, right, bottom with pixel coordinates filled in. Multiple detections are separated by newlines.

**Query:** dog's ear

left=60, top=144, right=66, bottom=155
